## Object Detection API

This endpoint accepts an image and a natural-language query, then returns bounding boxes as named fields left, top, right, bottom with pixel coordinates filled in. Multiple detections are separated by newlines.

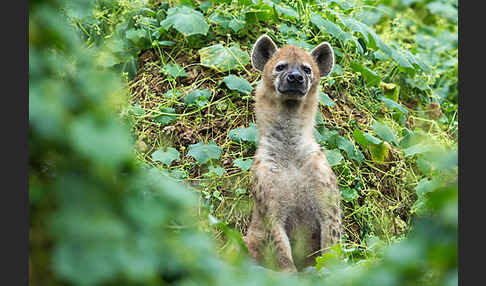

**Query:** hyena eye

left=302, top=66, right=312, bottom=74
left=275, top=63, right=287, bottom=72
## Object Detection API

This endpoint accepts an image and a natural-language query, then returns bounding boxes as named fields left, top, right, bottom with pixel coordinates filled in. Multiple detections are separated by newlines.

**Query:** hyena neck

left=256, top=88, right=320, bottom=165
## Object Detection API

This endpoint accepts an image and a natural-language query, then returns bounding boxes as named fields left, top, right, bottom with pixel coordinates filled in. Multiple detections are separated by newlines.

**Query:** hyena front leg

left=270, top=221, right=297, bottom=273
left=318, top=208, right=342, bottom=255
left=245, top=207, right=266, bottom=262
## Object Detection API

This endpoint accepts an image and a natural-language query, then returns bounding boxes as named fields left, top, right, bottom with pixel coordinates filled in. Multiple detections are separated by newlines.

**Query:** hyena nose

left=287, top=71, right=304, bottom=84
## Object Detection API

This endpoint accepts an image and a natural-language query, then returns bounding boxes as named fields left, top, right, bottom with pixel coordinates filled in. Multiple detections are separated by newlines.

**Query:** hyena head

left=251, top=34, right=334, bottom=101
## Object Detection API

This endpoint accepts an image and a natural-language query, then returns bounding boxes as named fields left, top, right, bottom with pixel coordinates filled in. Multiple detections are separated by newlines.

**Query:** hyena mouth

left=277, top=87, right=307, bottom=98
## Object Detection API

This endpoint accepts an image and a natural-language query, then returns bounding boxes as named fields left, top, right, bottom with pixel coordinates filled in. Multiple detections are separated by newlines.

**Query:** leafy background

left=30, top=0, right=457, bottom=285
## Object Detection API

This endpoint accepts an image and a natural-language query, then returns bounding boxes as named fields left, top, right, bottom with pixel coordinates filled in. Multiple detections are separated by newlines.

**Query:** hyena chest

left=259, top=147, right=323, bottom=208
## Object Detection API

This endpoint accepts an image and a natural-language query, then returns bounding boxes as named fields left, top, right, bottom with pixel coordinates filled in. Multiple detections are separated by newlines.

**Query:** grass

left=76, top=0, right=458, bottom=263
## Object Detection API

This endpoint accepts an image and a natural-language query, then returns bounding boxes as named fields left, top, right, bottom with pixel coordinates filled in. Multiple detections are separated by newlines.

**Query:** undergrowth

left=72, top=0, right=457, bottom=271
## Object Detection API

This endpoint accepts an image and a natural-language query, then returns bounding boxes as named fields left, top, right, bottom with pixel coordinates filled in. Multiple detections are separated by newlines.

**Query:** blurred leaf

left=70, top=116, right=132, bottom=168
left=426, top=1, right=458, bottom=22
left=403, top=143, right=434, bottom=157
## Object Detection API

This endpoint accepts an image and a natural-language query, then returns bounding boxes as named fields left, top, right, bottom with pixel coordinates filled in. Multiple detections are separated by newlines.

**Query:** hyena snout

left=279, top=67, right=307, bottom=96
left=287, top=70, right=304, bottom=84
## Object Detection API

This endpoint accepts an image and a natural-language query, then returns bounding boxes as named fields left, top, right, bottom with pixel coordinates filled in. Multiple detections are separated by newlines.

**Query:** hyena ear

left=251, top=34, right=278, bottom=72
left=311, top=42, right=334, bottom=77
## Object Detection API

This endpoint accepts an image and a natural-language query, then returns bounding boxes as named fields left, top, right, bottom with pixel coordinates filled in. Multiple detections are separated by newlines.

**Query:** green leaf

left=228, top=18, right=245, bottom=32
left=208, top=165, right=226, bottom=177
left=340, top=187, right=359, bottom=202
left=389, top=48, right=414, bottom=70
left=187, top=141, right=222, bottom=164
left=223, top=75, right=253, bottom=95
left=199, top=44, right=250, bottom=72
left=164, top=89, right=182, bottom=99
left=235, top=188, right=246, bottom=195
left=337, top=137, right=364, bottom=163
left=350, top=62, right=380, bottom=86
left=274, top=4, right=298, bottom=18
left=286, top=38, right=315, bottom=51
left=125, top=29, right=146, bottom=47
left=380, top=97, right=408, bottom=115
left=153, top=107, right=178, bottom=125
left=233, top=158, right=253, bottom=171
left=209, top=12, right=231, bottom=28
left=319, top=92, right=336, bottom=107
left=131, top=104, right=146, bottom=116
left=314, top=129, right=324, bottom=143
left=157, top=40, right=176, bottom=46
left=163, top=63, right=187, bottom=78
left=321, top=129, right=340, bottom=147
left=324, top=149, right=344, bottom=167
left=354, top=129, right=382, bottom=148
left=310, top=14, right=352, bottom=44
left=228, top=123, right=258, bottom=144
left=315, top=112, right=324, bottom=126
left=380, top=82, right=400, bottom=102
left=152, top=147, right=180, bottom=166
left=369, top=142, right=389, bottom=163
left=199, top=0, right=211, bottom=12
left=341, top=17, right=369, bottom=43
left=279, top=23, right=300, bottom=36
left=169, top=169, right=189, bottom=180
left=160, top=6, right=209, bottom=36
left=364, top=133, right=382, bottom=145
left=184, top=89, right=211, bottom=107
left=372, top=121, right=399, bottom=146
left=328, top=0, right=355, bottom=10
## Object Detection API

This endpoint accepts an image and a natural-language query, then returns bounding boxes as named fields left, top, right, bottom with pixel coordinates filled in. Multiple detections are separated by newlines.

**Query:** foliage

left=30, top=0, right=457, bottom=285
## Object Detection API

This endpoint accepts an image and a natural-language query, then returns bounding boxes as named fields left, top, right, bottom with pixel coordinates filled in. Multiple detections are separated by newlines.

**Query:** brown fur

left=244, top=40, right=342, bottom=273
